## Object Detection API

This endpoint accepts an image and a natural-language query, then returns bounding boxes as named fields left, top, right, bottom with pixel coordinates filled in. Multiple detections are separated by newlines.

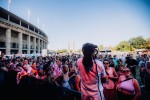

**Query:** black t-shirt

left=126, top=58, right=138, bottom=68
left=0, top=60, right=6, bottom=68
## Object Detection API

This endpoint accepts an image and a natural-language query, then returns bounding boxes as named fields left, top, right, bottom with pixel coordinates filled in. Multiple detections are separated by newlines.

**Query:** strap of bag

left=120, top=78, right=133, bottom=83
left=94, top=59, right=103, bottom=100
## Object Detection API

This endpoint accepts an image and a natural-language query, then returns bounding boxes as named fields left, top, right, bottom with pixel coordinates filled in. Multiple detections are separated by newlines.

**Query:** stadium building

left=0, top=7, right=48, bottom=55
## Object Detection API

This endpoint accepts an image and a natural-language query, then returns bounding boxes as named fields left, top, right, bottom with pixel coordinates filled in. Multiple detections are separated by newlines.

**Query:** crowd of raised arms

left=0, top=53, right=150, bottom=100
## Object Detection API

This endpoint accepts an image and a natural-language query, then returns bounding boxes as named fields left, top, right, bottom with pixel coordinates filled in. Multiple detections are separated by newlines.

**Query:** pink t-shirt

left=77, top=58, right=106, bottom=99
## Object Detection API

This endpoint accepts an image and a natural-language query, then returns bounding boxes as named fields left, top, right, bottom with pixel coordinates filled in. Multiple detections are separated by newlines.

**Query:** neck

left=64, top=71, right=67, bottom=74
left=106, top=66, right=109, bottom=70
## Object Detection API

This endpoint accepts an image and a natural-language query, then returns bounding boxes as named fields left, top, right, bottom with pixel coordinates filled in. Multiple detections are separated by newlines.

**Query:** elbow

left=139, top=91, right=141, bottom=96
left=136, top=91, right=141, bottom=97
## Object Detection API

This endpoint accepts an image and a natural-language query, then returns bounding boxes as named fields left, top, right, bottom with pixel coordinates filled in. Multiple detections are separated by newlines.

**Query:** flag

left=27, top=9, right=31, bottom=21
left=8, top=0, right=11, bottom=4
left=28, top=9, right=31, bottom=16
left=37, top=17, right=40, bottom=28
left=8, top=0, right=11, bottom=11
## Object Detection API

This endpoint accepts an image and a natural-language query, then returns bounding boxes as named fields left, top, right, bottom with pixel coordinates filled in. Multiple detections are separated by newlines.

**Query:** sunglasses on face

left=103, top=62, right=109, bottom=64
left=123, top=70, right=130, bottom=73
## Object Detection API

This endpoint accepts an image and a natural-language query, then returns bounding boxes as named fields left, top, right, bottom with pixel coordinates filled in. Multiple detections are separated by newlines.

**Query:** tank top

left=62, top=72, right=70, bottom=89
left=120, top=78, right=135, bottom=95
left=103, top=67, right=115, bottom=89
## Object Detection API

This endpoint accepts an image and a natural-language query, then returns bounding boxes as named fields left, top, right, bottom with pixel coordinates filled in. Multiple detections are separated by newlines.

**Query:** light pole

left=8, top=0, right=11, bottom=11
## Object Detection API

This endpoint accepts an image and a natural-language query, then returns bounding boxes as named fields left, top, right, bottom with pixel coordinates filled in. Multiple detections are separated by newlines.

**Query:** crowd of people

left=0, top=43, right=150, bottom=100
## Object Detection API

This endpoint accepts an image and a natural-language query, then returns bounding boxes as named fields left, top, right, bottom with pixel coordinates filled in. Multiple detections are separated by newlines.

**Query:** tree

left=98, top=45, right=104, bottom=50
left=57, top=49, right=67, bottom=53
left=128, top=36, right=147, bottom=49
left=115, top=41, right=130, bottom=51
left=146, top=37, right=150, bottom=50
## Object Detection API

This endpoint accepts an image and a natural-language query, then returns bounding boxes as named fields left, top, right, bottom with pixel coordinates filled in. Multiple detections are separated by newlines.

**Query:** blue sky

left=0, top=0, right=150, bottom=50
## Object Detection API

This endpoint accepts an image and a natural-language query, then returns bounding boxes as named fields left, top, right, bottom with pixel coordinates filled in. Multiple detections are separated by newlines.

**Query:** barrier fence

left=0, top=70, right=81, bottom=100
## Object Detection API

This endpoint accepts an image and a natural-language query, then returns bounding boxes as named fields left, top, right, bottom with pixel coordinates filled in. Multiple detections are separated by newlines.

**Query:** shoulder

left=132, top=78, right=140, bottom=88
left=110, top=67, right=115, bottom=71
left=76, top=58, right=83, bottom=69
left=95, top=59, right=103, bottom=66
left=119, top=75, right=125, bottom=82
left=95, top=59, right=104, bottom=68
left=132, top=78, right=138, bottom=83
left=77, top=58, right=83, bottom=64
left=27, top=64, right=31, bottom=67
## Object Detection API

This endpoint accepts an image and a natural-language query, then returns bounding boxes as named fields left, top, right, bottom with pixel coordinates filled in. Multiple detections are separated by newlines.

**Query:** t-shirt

left=77, top=58, right=106, bottom=96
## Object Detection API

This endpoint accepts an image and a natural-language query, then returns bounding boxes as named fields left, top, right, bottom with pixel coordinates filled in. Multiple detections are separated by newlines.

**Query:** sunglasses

left=103, top=62, right=109, bottom=64
left=123, top=70, right=130, bottom=73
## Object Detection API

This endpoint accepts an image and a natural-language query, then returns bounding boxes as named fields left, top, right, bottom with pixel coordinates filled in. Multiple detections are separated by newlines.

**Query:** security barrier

left=0, top=70, right=81, bottom=100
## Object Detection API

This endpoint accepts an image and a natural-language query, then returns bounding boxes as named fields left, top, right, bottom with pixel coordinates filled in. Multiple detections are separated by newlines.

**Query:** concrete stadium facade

left=0, top=7, right=48, bottom=55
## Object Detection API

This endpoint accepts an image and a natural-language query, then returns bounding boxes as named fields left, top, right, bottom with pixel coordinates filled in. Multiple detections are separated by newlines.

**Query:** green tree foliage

left=77, top=49, right=82, bottom=53
left=57, top=49, right=67, bottom=53
left=146, top=38, right=150, bottom=50
left=128, top=36, right=147, bottom=49
left=98, top=45, right=104, bottom=50
left=115, top=41, right=130, bottom=51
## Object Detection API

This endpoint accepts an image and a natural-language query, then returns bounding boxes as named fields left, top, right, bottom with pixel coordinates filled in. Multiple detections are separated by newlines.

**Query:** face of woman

left=63, top=66, right=69, bottom=72
left=119, top=66, right=123, bottom=71
left=103, top=61, right=109, bottom=68
left=65, top=67, right=69, bottom=72
left=24, top=60, right=28, bottom=65
left=56, top=60, right=61, bottom=66
left=33, top=63, right=36, bottom=68
left=123, top=69, right=131, bottom=77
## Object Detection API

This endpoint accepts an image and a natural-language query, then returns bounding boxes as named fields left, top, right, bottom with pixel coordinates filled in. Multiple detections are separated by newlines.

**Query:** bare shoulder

left=111, top=67, right=115, bottom=70
left=77, top=58, right=82, bottom=63
left=76, top=58, right=83, bottom=65
left=95, top=59, right=103, bottom=66
left=118, top=75, right=124, bottom=82
left=132, top=78, right=138, bottom=83
left=76, top=58, right=83, bottom=69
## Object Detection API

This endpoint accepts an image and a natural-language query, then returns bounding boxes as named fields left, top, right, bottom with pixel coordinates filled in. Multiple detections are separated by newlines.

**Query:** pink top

left=120, top=78, right=135, bottom=95
left=77, top=58, right=106, bottom=97
left=103, top=67, right=115, bottom=89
